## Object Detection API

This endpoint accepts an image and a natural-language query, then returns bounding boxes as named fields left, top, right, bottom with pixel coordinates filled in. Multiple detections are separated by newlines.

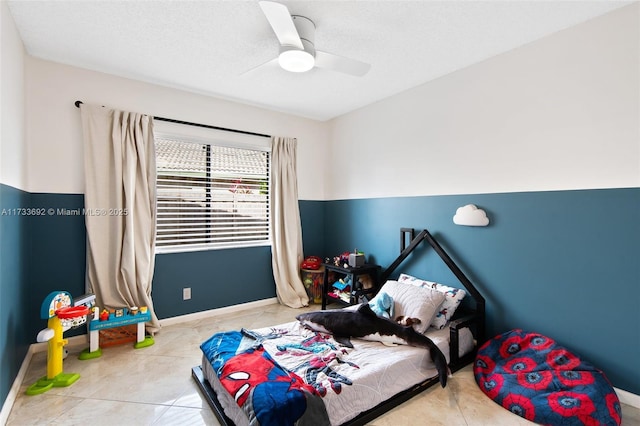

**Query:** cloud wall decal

left=453, top=204, right=489, bottom=227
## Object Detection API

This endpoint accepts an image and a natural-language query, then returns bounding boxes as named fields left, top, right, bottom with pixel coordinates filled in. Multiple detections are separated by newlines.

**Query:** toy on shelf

left=26, top=291, right=89, bottom=395
left=330, top=276, right=352, bottom=303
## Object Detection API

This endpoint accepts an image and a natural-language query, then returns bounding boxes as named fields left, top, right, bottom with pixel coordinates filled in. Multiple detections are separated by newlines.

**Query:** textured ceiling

left=7, top=0, right=631, bottom=121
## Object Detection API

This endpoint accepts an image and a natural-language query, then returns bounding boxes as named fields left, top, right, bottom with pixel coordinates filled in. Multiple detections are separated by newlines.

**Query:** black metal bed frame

left=192, top=227, right=486, bottom=426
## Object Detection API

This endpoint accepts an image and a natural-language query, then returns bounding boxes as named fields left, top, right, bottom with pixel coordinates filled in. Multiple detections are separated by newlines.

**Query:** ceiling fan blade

left=315, top=51, right=371, bottom=77
left=241, top=57, right=279, bottom=76
left=259, top=1, right=304, bottom=50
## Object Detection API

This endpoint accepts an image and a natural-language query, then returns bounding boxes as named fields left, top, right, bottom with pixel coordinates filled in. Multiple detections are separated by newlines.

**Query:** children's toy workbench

left=79, top=310, right=154, bottom=360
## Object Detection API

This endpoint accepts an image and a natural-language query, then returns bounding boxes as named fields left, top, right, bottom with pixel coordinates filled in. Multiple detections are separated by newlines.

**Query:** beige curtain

left=80, top=104, right=161, bottom=332
left=270, top=137, right=309, bottom=308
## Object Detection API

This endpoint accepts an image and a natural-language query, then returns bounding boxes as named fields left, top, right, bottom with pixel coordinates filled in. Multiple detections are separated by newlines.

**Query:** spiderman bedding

left=200, top=329, right=330, bottom=425
left=474, top=329, right=621, bottom=426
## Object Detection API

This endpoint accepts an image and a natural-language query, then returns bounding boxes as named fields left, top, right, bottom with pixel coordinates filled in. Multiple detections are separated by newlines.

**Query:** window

left=154, top=126, right=270, bottom=253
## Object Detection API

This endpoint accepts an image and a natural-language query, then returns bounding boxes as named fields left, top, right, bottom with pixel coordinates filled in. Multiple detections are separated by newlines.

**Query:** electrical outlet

left=183, top=287, right=191, bottom=300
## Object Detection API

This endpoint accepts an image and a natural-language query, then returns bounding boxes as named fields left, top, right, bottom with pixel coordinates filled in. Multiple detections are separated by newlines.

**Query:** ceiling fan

left=257, top=1, right=371, bottom=76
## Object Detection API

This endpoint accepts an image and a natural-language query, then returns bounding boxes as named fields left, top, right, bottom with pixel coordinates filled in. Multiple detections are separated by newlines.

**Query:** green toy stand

left=78, top=347, right=102, bottom=360
left=26, top=373, right=81, bottom=395
left=134, top=335, right=155, bottom=349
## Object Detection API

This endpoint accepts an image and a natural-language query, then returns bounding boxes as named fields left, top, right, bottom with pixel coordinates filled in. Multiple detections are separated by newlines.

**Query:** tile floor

left=7, top=303, right=640, bottom=425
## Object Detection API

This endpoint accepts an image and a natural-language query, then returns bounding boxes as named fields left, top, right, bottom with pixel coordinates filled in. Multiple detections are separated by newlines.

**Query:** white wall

left=24, top=57, right=328, bottom=200
left=327, top=4, right=639, bottom=200
left=1, top=1, right=25, bottom=190
left=17, top=3, right=640, bottom=201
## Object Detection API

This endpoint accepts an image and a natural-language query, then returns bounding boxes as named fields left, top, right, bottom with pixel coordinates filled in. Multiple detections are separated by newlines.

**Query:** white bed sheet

left=201, top=321, right=474, bottom=426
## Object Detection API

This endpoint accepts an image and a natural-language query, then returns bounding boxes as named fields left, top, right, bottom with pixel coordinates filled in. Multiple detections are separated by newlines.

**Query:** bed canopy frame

left=192, top=227, right=486, bottom=426
left=382, top=227, right=485, bottom=345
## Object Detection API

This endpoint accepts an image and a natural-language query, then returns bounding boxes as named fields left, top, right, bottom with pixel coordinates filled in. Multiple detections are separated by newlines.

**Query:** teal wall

left=0, top=186, right=87, bottom=405
left=0, top=184, right=30, bottom=405
left=300, top=200, right=326, bottom=257
left=153, top=247, right=276, bottom=317
left=1, top=186, right=638, bottom=402
left=323, top=188, right=639, bottom=394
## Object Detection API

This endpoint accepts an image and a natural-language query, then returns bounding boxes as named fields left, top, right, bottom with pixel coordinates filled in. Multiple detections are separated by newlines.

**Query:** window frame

left=154, top=126, right=271, bottom=254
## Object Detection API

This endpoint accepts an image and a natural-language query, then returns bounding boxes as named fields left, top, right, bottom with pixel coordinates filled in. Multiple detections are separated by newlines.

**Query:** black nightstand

left=321, top=263, right=380, bottom=309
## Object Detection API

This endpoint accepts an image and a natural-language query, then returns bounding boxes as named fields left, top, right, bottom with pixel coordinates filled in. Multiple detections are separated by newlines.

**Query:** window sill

left=155, top=240, right=272, bottom=255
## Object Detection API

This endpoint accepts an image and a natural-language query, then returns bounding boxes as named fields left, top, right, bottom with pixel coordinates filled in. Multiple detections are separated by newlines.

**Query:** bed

left=192, top=228, right=486, bottom=425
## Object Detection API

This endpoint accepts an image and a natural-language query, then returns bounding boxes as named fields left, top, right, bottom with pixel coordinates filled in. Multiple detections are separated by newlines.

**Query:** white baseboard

left=0, top=345, right=34, bottom=426
left=159, top=297, right=279, bottom=327
left=616, top=387, right=640, bottom=409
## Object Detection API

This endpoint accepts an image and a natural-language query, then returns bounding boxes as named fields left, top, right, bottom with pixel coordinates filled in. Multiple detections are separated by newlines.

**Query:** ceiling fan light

left=278, top=48, right=314, bottom=73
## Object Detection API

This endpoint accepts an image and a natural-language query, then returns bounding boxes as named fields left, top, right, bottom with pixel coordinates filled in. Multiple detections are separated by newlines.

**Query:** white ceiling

left=7, top=0, right=631, bottom=121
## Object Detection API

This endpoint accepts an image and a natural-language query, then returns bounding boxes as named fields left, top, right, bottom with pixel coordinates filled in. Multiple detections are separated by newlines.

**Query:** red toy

left=301, top=256, right=322, bottom=270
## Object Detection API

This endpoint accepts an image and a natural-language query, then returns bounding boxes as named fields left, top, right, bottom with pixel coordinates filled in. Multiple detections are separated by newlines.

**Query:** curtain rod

left=74, top=101, right=271, bottom=138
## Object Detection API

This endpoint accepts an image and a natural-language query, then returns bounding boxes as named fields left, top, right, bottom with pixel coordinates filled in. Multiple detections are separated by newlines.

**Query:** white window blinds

left=155, top=132, right=270, bottom=253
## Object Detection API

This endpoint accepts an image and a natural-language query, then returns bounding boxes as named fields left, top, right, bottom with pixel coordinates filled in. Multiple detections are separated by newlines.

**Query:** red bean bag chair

left=474, top=329, right=621, bottom=425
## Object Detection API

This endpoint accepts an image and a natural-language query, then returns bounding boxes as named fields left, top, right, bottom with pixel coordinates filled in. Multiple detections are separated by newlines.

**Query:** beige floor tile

left=6, top=394, right=84, bottom=426
left=48, top=399, right=170, bottom=426
left=372, top=385, right=467, bottom=426
left=454, top=371, right=535, bottom=425
left=153, top=405, right=221, bottom=425
left=171, top=380, right=212, bottom=409
left=79, top=354, right=198, bottom=405
left=138, top=326, right=204, bottom=361
left=622, top=403, right=640, bottom=426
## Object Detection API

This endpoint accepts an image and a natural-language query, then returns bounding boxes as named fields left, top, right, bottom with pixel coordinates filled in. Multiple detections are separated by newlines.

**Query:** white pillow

left=368, top=280, right=445, bottom=333
left=398, top=273, right=467, bottom=330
